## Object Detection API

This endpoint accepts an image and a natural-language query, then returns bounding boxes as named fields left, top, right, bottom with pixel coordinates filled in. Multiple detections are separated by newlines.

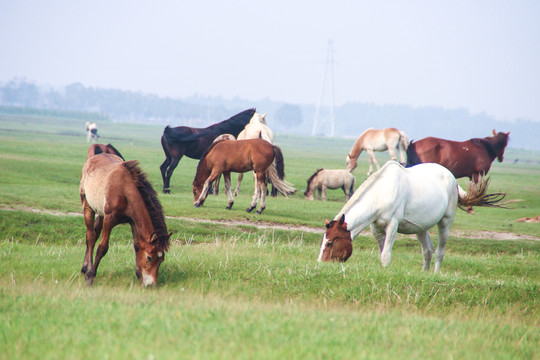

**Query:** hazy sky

left=1, top=1, right=539, bottom=122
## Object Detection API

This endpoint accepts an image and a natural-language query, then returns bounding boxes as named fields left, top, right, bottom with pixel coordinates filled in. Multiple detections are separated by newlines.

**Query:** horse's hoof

left=255, top=209, right=265, bottom=215
left=163, top=189, right=170, bottom=194
left=81, top=266, right=87, bottom=274
left=85, top=274, right=95, bottom=286
left=226, top=202, right=234, bottom=210
left=246, top=206, right=255, bottom=213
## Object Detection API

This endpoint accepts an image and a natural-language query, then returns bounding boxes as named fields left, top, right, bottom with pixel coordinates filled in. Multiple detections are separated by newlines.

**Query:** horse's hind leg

left=256, top=174, right=268, bottom=214
left=81, top=201, right=97, bottom=275
left=434, top=221, right=451, bottom=273
left=416, top=231, right=434, bottom=271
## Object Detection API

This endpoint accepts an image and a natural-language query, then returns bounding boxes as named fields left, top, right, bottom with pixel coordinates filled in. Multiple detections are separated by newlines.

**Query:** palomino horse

left=346, top=127, right=409, bottom=175
left=80, top=153, right=171, bottom=286
left=86, top=122, right=99, bottom=142
left=234, top=112, right=276, bottom=196
left=318, top=161, right=507, bottom=271
left=304, top=169, right=355, bottom=201
left=86, top=143, right=124, bottom=160
left=406, top=130, right=510, bottom=182
left=160, top=108, right=256, bottom=193
left=193, top=138, right=296, bottom=214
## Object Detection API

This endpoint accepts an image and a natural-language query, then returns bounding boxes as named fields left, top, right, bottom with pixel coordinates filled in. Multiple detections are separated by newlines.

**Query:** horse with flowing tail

left=318, top=161, right=508, bottom=272
left=346, top=127, right=409, bottom=175
left=80, top=153, right=171, bottom=286
left=233, top=112, right=277, bottom=196
left=304, top=169, right=355, bottom=201
left=160, top=108, right=256, bottom=193
left=86, top=143, right=124, bottom=160
left=193, top=138, right=296, bottom=214
left=406, top=130, right=510, bottom=182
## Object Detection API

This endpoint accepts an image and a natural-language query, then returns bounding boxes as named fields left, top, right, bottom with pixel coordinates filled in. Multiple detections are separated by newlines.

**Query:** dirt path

left=2, top=204, right=539, bottom=241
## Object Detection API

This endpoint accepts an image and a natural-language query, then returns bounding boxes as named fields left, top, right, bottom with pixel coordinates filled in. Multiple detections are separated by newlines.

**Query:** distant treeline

left=1, top=78, right=539, bottom=149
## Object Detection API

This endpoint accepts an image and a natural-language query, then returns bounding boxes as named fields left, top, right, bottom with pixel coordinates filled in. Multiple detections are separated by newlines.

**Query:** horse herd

left=80, top=109, right=510, bottom=286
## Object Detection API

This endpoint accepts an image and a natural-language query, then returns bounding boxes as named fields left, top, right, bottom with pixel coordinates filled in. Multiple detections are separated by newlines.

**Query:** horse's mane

left=471, top=138, right=498, bottom=160
left=306, top=169, right=324, bottom=189
left=335, top=161, right=399, bottom=220
left=122, top=160, right=169, bottom=251
left=104, top=144, right=124, bottom=160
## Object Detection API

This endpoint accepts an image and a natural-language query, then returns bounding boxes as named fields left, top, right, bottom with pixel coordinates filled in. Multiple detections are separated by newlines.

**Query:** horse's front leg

left=380, top=219, right=399, bottom=267
left=233, top=173, right=244, bottom=197
left=85, top=215, right=115, bottom=285
left=81, top=201, right=97, bottom=275
left=366, top=149, right=379, bottom=175
left=317, top=187, right=322, bottom=200
left=246, top=173, right=262, bottom=213
left=416, top=231, right=434, bottom=271
left=223, top=172, right=234, bottom=210
left=321, top=185, right=328, bottom=201
left=388, top=146, right=398, bottom=162
left=370, top=224, right=385, bottom=254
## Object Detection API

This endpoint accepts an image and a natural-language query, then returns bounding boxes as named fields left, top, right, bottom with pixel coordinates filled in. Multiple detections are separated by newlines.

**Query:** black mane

left=305, top=169, right=324, bottom=195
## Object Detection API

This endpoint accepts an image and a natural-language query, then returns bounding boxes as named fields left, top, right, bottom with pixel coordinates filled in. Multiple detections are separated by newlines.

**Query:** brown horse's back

left=80, top=154, right=136, bottom=216
left=209, top=139, right=275, bottom=173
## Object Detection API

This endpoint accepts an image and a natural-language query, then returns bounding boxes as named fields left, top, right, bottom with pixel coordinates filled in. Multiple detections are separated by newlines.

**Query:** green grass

left=0, top=112, right=539, bottom=359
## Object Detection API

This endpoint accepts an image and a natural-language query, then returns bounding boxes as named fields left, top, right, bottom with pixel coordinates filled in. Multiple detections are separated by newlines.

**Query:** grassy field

left=0, top=111, right=539, bottom=359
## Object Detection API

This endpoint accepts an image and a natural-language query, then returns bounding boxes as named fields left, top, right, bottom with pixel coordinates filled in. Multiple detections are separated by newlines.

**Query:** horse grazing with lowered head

left=80, top=153, right=171, bottom=286
left=318, top=161, right=508, bottom=271
left=406, top=130, right=510, bottom=182
left=346, top=127, right=409, bottom=175
left=160, top=108, right=256, bottom=193
left=304, top=169, right=355, bottom=201
left=86, top=143, right=124, bottom=160
left=234, top=112, right=276, bottom=196
left=193, top=138, right=296, bottom=214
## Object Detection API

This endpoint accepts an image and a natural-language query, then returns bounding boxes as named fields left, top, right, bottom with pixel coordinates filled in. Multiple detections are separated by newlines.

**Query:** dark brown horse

left=193, top=138, right=296, bottom=214
left=80, top=153, right=170, bottom=286
left=86, top=143, right=124, bottom=160
left=160, top=108, right=256, bottom=193
left=406, top=130, right=509, bottom=181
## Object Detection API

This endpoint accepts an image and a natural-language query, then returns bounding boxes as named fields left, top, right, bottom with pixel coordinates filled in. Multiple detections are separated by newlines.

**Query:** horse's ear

left=505, top=131, right=510, bottom=136
left=338, top=214, right=345, bottom=227
left=150, top=232, right=158, bottom=243
left=325, top=219, right=331, bottom=228
left=492, top=129, right=497, bottom=136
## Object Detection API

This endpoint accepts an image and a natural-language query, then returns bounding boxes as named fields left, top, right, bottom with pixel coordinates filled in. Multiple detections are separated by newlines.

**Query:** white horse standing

left=86, top=122, right=99, bottom=143
left=346, top=127, right=409, bottom=175
left=234, top=112, right=275, bottom=196
left=318, top=161, right=507, bottom=272
left=304, top=169, right=355, bottom=201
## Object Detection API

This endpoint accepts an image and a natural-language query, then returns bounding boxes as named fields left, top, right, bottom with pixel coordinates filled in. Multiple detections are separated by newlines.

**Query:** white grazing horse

left=86, top=122, right=99, bottom=143
left=318, top=161, right=507, bottom=272
left=234, top=112, right=275, bottom=196
left=346, top=127, right=409, bottom=175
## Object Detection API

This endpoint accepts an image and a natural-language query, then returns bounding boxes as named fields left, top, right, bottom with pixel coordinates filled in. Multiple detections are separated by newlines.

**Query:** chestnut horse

left=318, top=161, right=507, bottom=271
left=346, top=127, right=409, bottom=175
left=304, top=169, right=355, bottom=201
left=160, top=108, right=256, bottom=193
left=406, top=130, right=510, bottom=182
left=80, top=153, right=170, bottom=286
left=193, top=138, right=296, bottom=214
left=86, top=143, right=124, bottom=160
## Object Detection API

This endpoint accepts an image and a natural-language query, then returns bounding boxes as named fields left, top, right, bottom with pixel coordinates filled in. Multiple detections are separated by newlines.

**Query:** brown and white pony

left=304, top=169, right=355, bottom=201
left=80, top=153, right=170, bottom=286
left=406, top=130, right=510, bottom=182
left=346, top=127, right=409, bottom=175
left=193, top=138, right=296, bottom=214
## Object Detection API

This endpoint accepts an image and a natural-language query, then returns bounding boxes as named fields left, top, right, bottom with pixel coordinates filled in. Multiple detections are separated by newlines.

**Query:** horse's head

left=134, top=232, right=171, bottom=286
left=345, top=154, right=357, bottom=172
left=318, top=214, right=353, bottom=262
left=492, top=129, right=510, bottom=162
left=192, top=179, right=205, bottom=207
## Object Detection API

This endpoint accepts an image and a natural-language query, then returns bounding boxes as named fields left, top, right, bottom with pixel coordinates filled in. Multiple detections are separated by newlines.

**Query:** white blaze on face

left=318, top=234, right=329, bottom=262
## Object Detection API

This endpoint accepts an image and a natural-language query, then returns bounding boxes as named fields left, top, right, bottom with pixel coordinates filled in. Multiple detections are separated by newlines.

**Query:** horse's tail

left=399, top=131, right=409, bottom=151
left=405, top=140, right=421, bottom=167
left=457, top=175, right=512, bottom=211
left=267, top=146, right=297, bottom=197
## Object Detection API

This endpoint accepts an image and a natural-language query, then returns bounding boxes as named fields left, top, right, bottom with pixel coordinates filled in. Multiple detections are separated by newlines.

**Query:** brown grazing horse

left=86, top=143, right=124, bottom=160
left=80, top=153, right=170, bottom=286
left=406, top=130, right=510, bottom=181
left=193, top=138, right=296, bottom=214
